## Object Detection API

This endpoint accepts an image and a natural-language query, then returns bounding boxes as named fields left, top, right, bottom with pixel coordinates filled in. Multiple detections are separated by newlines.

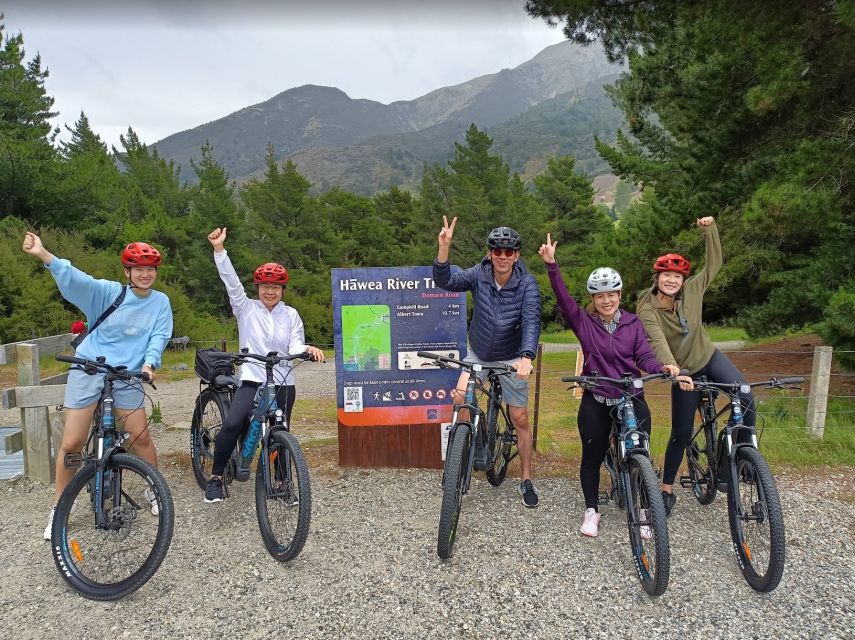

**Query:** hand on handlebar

left=675, top=375, right=694, bottom=391
left=142, top=364, right=156, bottom=384
left=513, top=356, right=533, bottom=380
left=305, top=346, right=325, bottom=363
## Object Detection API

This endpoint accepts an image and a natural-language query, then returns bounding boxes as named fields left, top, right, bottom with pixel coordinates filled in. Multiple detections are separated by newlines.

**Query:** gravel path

left=1, top=361, right=853, bottom=638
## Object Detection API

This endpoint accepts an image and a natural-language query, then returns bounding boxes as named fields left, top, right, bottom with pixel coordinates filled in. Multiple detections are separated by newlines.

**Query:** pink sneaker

left=580, top=508, right=601, bottom=537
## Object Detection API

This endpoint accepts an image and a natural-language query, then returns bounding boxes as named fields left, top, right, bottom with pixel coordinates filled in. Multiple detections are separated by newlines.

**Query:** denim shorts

left=463, top=353, right=529, bottom=408
left=63, top=368, right=146, bottom=410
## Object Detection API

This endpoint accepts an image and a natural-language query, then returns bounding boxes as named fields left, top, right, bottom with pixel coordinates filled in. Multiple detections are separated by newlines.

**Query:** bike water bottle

left=240, top=415, right=262, bottom=466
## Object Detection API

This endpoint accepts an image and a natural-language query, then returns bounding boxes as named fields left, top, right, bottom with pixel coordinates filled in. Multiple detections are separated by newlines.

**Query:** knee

left=131, top=429, right=154, bottom=449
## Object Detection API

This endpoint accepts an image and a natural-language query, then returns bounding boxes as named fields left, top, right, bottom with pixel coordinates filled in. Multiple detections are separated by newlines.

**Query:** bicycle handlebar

left=561, top=371, right=671, bottom=388
left=416, top=351, right=515, bottom=374
left=56, top=355, right=154, bottom=386
left=221, top=350, right=314, bottom=368
left=692, top=376, right=805, bottom=392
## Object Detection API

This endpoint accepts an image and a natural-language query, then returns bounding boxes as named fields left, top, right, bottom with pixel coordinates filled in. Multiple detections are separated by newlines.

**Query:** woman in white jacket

left=203, top=227, right=324, bottom=503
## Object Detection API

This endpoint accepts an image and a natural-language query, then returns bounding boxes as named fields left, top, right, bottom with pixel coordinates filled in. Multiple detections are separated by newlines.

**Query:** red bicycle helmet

left=653, top=253, right=691, bottom=276
left=121, top=242, right=162, bottom=267
left=253, top=262, right=289, bottom=285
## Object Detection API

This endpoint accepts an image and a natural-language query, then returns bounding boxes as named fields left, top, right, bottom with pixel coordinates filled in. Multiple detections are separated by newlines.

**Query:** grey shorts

left=463, top=353, right=529, bottom=408
left=63, top=368, right=146, bottom=410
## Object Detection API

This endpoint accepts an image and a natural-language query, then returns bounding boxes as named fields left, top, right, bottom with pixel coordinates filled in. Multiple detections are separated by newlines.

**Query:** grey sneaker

left=518, top=479, right=539, bottom=508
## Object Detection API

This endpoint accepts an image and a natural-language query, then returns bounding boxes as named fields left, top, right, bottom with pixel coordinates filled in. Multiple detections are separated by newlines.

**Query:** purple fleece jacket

left=547, top=262, right=664, bottom=399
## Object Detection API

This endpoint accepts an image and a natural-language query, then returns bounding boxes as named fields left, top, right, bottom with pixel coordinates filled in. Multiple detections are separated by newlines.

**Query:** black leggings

left=212, top=382, right=295, bottom=476
left=578, top=391, right=652, bottom=511
left=662, top=349, right=755, bottom=485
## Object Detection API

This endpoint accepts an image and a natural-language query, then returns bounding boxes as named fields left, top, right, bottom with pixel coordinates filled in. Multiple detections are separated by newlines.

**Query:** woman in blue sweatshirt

left=23, top=232, right=173, bottom=540
left=539, top=234, right=685, bottom=537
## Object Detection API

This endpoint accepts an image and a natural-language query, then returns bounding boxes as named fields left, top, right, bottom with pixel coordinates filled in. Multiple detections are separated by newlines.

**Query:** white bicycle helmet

left=587, top=267, right=623, bottom=294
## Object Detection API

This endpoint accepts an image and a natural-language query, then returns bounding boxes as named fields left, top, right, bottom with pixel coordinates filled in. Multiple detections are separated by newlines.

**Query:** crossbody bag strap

left=87, top=285, right=128, bottom=336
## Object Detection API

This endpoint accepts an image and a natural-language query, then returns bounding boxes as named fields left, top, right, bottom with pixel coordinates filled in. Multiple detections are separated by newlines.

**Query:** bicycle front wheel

left=51, top=454, right=174, bottom=600
left=626, top=453, right=670, bottom=596
left=686, top=419, right=717, bottom=505
left=255, top=430, right=312, bottom=562
left=437, top=423, right=470, bottom=560
left=190, top=387, right=229, bottom=490
left=727, top=446, right=785, bottom=592
left=486, top=393, right=511, bottom=487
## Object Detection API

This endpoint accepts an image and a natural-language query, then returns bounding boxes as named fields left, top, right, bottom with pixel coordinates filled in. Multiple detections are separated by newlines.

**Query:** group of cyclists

left=22, top=210, right=753, bottom=542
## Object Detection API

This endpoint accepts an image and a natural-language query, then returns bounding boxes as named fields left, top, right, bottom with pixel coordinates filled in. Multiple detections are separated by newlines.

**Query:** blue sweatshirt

left=47, top=258, right=173, bottom=371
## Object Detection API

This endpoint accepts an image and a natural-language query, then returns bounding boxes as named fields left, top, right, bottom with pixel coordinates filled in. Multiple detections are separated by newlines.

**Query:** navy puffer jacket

left=433, top=256, right=541, bottom=361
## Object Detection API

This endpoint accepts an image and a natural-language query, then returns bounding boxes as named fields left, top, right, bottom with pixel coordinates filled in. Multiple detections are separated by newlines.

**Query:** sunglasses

left=490, top=248, right=516, bottom=258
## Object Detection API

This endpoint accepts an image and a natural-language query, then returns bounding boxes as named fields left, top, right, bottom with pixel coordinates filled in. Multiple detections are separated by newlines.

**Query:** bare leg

left=116, top=407, right=158, bottom=468
left=509, top=405, right=533, bottom=481
left=52, top=405, right=98, bottom=505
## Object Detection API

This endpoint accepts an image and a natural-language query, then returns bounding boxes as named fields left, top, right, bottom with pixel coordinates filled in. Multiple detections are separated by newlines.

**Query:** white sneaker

left=43, top=507, right=55, bottom=541
left=580, top=508, right=601, bottom=537
left=144, top=488, right=159, bottom=516
left=640, top=508, right=652, bottom=541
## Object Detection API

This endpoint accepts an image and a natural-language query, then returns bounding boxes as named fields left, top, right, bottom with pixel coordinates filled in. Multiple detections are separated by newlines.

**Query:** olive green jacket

left=636, top=222, right=722, bottom=374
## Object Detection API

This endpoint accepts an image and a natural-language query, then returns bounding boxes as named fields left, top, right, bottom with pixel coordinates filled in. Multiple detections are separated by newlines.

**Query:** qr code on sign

left=344, top=386, right=363, bottom=413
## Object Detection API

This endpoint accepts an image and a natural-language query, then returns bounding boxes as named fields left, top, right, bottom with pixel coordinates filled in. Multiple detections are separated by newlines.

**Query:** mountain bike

left=51, top=355, right=174, bottom=600
left=679, top=376, right=803, bottom=592
left=417, top=351, right=516, bottom=560
left=191, top=349, right=314, bottom=562
left=562, top=372, right=672, bottom=596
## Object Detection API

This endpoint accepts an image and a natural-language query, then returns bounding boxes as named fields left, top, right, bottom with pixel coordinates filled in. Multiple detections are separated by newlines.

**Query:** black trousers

left=577, top=391, right=652, bottom=510
left=663, top=349, right=755, bottom=485
left=212, top=381, right=295, bottom=476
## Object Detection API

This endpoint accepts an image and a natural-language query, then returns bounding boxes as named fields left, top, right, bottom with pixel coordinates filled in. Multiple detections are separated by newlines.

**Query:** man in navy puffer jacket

left=433, top=216, right=542, bottom=507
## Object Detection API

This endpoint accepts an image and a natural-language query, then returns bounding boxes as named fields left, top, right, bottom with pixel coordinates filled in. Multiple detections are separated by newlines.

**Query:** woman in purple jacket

left=539, top=234, right=684, bottom=537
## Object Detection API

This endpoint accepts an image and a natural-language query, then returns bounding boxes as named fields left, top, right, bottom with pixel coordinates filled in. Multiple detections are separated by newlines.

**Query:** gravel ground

left=1, top=362, right=853, bottom=639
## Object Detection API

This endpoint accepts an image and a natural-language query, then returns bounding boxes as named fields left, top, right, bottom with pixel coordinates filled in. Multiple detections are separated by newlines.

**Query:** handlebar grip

left=561, top=376, right=580, bottom=383
left=417, top=351, right=439, bottom=359
left=56, top=354, right=85, bottom=365
left=776, top=376, right=805, bottom=385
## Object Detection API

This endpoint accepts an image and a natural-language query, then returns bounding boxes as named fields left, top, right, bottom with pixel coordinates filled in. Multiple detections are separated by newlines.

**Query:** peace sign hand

left=438, top=216, right=457, bottom=248
left=538, top=233, right=558, bottom=264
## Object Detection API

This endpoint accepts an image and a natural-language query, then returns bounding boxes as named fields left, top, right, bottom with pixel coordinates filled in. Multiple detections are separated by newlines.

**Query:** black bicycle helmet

left=486, top=226, right=522, bottom=250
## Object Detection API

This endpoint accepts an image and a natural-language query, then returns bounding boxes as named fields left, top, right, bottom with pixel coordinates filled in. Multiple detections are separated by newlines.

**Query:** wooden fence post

left=806, top=345, right=833, bottom=439
left=572, top=349, right=584, bottom=399
left=17, top=343, right=54, bottom=482
left=532, top=343, right=543, bottom=451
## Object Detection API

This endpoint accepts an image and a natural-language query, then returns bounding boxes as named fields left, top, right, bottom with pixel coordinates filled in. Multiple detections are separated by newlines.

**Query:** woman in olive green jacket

left=637, top=217, right=755, bottom=516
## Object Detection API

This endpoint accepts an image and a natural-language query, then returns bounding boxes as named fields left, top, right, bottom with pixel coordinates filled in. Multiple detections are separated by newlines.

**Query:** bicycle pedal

left=679, top=475, right=696, bottom=488
left=64, top=453, right=84, bottom=469
left=234, top=465, right=251, bottom=482
left=597, top=490, right=611, bottom=505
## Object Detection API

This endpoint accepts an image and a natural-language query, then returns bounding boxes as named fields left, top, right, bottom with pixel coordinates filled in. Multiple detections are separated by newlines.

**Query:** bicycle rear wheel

left=190, top=387, right=230, bottom=490
left=486, top=391, right=511, bottom=486
left=626, top=453, right=670, bottom=596
left=437, top=423, right=470, bottom=559
left=727, top=446, right=785, bottom=592
left=686, top=418, right=717, bottom=505
left=255, top=430, right=312, bottom=562
left=51, top=454, right=174, bottom=600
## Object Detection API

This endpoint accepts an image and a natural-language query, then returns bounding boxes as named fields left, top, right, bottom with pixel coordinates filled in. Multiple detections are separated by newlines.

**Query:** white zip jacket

left=214, top=250, right=307, bottom=385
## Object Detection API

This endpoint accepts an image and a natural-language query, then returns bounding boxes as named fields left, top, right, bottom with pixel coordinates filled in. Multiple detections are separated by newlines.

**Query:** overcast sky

left=3, top=1, right=568, bottom=150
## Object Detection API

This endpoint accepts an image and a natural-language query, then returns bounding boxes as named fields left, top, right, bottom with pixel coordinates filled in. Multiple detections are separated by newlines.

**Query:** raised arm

left=691, top=217, right=722, bottom=292
left=539, top=234, right=585, bottom=332
left=209, top=227, right=250, bottom=315
left=637, top=306, right=679, bottom=368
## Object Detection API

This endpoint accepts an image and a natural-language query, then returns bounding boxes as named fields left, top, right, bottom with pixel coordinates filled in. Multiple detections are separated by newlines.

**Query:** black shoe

left=519, top=480, right=539, bottom=508
left=661, top=490, right=676, bottom=517
left=204, top=477, right=225, bottom=503
left=234, top=464, right=251, bottom=482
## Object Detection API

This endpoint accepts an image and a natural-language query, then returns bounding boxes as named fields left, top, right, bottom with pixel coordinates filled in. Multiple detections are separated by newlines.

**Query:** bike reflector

left=70, top=539, right=84, bottom=562
left=740, top=384, right=751, bottom=394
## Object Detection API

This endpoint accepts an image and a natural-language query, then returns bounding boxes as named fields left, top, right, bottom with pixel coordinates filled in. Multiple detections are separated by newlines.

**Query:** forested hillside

left=1, top=5, right=853, bottom=364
